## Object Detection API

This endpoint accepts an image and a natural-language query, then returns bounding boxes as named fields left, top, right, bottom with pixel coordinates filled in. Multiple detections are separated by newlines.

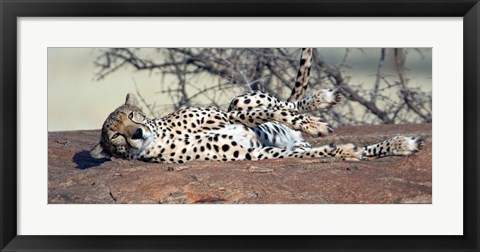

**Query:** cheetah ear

left=125, top=93, right=139, bottom=107
left=90, top=143, right=111, bottom=159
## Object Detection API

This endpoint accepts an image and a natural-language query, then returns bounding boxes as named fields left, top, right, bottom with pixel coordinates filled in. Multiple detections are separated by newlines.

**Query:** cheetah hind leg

left=227, top=109, right=333, bottom=137
left=363, top=136, right=424, bottom=159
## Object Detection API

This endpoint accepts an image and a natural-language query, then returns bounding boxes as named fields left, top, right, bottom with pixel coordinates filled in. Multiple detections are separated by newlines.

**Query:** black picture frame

left=1, top=0, right=478, bottom=251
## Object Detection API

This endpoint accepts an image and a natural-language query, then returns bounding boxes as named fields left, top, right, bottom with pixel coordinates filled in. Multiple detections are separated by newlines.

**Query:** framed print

left=1, top=0, right=479, bottom=251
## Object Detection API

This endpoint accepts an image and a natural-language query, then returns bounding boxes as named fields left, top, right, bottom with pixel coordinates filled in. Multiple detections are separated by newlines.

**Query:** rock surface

left=48, top=124, right=432, bottom=204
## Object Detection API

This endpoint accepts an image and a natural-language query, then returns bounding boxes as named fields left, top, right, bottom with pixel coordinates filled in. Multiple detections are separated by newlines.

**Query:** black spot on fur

left=300, top=58, right=306, bottom=66
left=222, top=144, right=230, bottom=152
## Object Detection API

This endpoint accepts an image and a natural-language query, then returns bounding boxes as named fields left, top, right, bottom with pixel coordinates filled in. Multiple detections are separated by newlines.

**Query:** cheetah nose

left=132, top=128, right=143, bottom=139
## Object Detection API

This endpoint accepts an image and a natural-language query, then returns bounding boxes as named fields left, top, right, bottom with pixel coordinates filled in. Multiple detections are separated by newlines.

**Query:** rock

left=48, top=124, right=432, bottom=204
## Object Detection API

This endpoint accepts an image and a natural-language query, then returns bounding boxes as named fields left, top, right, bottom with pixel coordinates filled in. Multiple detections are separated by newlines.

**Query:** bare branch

left=312, top=48, right=393, bottom=124
left=94, top=48, right=431, bottom=125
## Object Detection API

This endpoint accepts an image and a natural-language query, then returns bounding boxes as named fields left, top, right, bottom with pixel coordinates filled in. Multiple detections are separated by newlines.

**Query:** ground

left=48, top=123, right=432, bottom=204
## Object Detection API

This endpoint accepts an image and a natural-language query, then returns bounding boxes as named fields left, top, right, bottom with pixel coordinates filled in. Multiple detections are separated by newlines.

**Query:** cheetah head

left=90, top=93, right=154, bottom=159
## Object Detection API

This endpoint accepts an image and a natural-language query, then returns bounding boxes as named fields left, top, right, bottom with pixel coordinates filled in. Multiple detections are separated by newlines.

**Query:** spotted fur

left=91, top=48, right=423, bottom=164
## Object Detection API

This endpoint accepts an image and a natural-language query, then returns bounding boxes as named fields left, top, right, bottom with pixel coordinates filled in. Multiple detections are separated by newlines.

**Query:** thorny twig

left=94, top=48, right=431, bottom=125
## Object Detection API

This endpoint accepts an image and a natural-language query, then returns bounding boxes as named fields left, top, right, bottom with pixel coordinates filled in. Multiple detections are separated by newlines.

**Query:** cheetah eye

left=111, top=133, right=121, bottom=140
left=128, top=112, right=134, bottom=119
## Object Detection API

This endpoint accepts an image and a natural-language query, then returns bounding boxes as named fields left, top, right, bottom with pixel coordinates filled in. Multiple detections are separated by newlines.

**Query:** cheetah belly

left=147, top=124, right=263, bottom=163
left=253, top=122, right=311, bottom=151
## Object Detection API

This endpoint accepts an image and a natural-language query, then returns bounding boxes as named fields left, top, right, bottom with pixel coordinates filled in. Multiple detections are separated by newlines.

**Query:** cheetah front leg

left=227, top=109, right=333, bottom=137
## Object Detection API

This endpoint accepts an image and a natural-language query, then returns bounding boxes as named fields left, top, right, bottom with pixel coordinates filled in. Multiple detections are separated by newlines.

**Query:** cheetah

left=91, top=48, right=424, bottom=163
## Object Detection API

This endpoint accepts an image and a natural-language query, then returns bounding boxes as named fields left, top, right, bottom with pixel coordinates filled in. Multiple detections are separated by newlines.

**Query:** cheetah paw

left=301, top=117, right=333, bottom=137
left=313, top=89, right=342, bottom=109
left=336, top=143, right=365, bottom=161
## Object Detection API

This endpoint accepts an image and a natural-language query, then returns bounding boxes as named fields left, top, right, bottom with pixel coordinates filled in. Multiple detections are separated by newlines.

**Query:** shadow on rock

left=73, top=150, right=110, bottom=169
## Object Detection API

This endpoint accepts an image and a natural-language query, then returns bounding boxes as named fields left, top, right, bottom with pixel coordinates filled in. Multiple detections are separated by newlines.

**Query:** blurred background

left=48, top=48, right=431, bottom=131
